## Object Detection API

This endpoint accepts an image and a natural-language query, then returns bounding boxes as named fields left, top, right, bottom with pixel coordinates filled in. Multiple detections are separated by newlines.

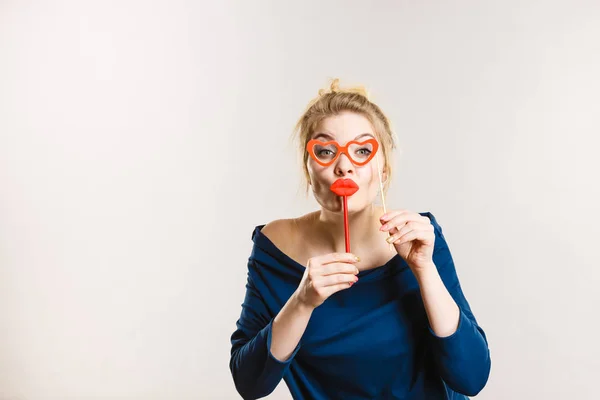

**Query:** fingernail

left=386, top=236, right=394, bottom=244
left=355, top=255, right=360, bottom=262
left=380, top=224, right=388, bottom=230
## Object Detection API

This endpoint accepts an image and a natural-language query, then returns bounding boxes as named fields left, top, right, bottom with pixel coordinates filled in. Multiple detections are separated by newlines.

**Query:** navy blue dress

left=230, top=212, right=491, bottom=399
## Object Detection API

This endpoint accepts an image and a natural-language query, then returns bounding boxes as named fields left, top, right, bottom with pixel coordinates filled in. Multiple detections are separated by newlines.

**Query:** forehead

left=313, top=112, right=374, bottom=140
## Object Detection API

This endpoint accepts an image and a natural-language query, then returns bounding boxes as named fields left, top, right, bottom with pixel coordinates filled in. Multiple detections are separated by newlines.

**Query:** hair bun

left=318, top=78, right=369, bottom=99
left=330, top=78, right=340, bottom=92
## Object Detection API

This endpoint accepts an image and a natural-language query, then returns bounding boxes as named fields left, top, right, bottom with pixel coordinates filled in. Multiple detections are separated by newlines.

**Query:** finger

left=320, top=273, right=359, bottom=287
left=387, top=219, right=432, bottom=241
left=386, top=230, right=418, bottom=245
left=380, top=212, right=420, bottom=232
left=395, top=230, right=422, bottom=246
left=387, top=225, right=417, bottom=244
left=388, top=229, right=432, bottom=246
left=380, top=213, right=428, bottom=233
left=322, top=262, right=360, bottom=276
left=379, top=209, right=408, bottom=223
left=311, top=252, right=360, bottom=266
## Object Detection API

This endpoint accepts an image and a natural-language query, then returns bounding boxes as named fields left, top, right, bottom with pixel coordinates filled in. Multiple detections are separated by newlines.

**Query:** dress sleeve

left=229, top=265, right=301, bottom=399
left=424, top=212, right=492, bottom=396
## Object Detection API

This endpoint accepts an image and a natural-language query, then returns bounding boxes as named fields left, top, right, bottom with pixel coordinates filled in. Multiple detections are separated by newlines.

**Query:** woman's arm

left=415, top=263, right=460, bottom=338
left=420, top=214, right=491, bottom=397
left=230, top=273, right=305, bottom=400
left=230, top=220, right=359, bottom=399
left=270, top=293, right=313, bottom=361
left=230, top=264, right=355, bottom=399
left=381, top=210, right=492, bottom=396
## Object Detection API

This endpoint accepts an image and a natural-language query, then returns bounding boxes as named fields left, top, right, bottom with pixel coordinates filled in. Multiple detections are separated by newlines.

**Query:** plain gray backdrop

left=1, top=0, right=599, bottom=399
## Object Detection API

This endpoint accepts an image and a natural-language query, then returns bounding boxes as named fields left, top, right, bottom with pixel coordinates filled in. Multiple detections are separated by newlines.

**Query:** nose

left=334, top=153, right=355, bottom=177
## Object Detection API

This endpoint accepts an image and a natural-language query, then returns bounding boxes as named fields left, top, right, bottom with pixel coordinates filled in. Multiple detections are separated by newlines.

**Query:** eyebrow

left=312, top=132, right=375, bottom=141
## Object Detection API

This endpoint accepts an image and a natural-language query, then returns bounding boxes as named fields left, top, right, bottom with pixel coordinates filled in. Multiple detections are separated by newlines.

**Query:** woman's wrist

left=291, top=291, right=316, bottom=314
left=412, top=261, right=438, bottom=282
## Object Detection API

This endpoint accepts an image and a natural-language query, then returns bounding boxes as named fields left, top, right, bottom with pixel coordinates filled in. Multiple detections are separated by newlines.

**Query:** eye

left=356, top=147, right=372, bottom=156
left=317, top=149, right=334, bottom=156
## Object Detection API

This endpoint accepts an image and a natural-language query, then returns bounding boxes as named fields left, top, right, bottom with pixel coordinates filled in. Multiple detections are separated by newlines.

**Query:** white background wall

left=1, top=1, right=599, bottom=399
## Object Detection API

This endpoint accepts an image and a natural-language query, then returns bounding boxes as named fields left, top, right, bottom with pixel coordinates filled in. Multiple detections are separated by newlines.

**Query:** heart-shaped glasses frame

left=306, top=138, right=380, bottom=167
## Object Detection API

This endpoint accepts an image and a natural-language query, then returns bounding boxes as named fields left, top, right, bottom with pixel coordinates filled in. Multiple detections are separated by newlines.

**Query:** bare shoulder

left=261, top=218, right=295, bottom=241
left=260, top=212, right=317, bottom=260
left=261, top=218, right=299, bottom=254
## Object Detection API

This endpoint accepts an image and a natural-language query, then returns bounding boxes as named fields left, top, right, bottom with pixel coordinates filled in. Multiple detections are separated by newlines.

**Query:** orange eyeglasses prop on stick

left=306, top=137, right=386, bottom=253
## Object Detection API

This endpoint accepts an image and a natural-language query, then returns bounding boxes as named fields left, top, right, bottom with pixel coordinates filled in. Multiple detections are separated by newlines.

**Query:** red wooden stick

left=343, top=195, right=350, bottom=252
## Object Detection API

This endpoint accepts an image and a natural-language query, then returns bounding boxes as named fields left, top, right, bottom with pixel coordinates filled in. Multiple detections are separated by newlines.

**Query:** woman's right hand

left=294, top=252, right=360, bottom=309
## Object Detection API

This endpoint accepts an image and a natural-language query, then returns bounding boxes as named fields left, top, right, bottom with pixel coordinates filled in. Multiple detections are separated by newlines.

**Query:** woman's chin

left=332, top=196, right=370, bottom=214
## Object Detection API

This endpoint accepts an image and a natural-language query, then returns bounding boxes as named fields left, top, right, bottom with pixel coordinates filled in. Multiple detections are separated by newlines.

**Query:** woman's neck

left=313, top=203, right=387, bottom=254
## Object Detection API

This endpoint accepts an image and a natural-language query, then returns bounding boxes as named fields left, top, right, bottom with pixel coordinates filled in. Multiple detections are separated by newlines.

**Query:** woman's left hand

left=379, top=210, right=436, bottom=274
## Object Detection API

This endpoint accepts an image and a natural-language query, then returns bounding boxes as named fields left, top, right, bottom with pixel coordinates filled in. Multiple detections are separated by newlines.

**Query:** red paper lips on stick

left=330, top=178, right=359, bottom=253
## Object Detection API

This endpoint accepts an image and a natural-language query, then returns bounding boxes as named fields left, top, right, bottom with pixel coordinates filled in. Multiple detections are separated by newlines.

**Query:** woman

left=229, top=79, right=491, bottom=399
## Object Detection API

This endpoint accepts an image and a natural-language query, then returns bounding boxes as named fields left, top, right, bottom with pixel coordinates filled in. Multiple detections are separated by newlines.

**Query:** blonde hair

left=292, top=78, right=398, bottom=195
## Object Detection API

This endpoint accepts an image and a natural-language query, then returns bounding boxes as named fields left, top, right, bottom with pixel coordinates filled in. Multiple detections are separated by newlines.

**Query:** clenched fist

left=295, top=252, right=360, bottom=309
